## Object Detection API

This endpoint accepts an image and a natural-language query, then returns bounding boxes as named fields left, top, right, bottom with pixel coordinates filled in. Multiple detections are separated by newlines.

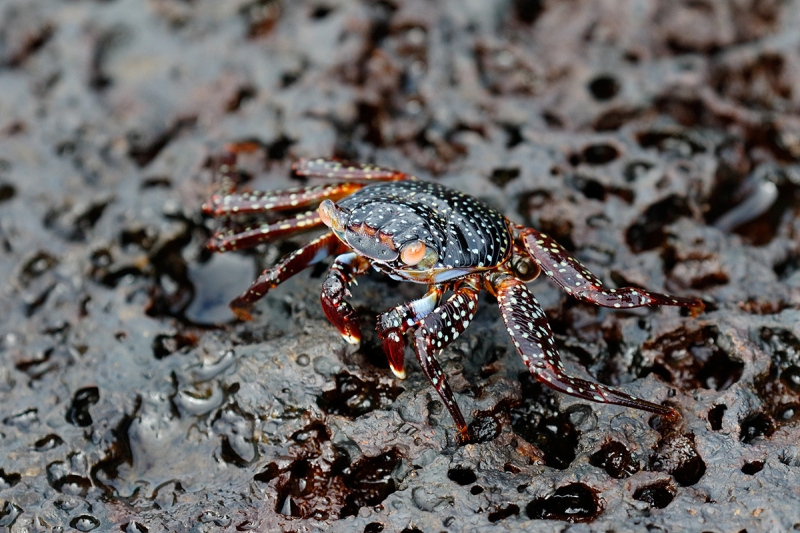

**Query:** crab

left=202, top=153, right=704, bottom=444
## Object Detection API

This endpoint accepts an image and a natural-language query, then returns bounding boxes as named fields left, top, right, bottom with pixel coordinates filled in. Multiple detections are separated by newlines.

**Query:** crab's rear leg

left=203, top=149, right=366, bottom=216
left=208, top=151, right=241, bottom=196
left=410, top=276, right=482, bottom=444
left=293, top=158, right=413, bottom=182
left=376, top=287, right=444, bottom=379
left=320, top=252, right=372, bottom=344
left=490, top=273, right=677, bottom=418
left=203, top=182, right=363, bottom=218
left=519, top=227, right=704, bottom=316
left=206, top=142, right=274, bottom=195
left=207, top=211, right=323, bottom=252
left=230, top=232, right=345, bottom=320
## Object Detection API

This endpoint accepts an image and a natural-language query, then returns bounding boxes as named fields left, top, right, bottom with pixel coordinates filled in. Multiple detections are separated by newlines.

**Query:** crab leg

left=376, top=287, right=444, bottom=379
left=207, top=142, right=279, bottom=195
left=203, top=182, right=363, bottom=217
left=293, top=158, right=413, bottom=182
left=207, top=211, right=323, bottom=252
left=208, top=151, right=240, bottom=195
left=320, top=252, right=372, bottom=344
left=230, top=232, right=345, bottom=320
left=412, top=276, right=481, bottom=444
left=519, top=227, right=704, bottom=317
left=490, top=273, right=677, bottom=418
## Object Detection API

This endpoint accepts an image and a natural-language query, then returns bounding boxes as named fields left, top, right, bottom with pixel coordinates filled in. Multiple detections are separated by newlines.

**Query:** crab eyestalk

left=318, top=199, right=347, bottom=232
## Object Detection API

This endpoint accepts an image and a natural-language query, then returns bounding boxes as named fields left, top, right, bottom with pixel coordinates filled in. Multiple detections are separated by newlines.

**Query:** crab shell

left=318, top=181, right=513, bottom=283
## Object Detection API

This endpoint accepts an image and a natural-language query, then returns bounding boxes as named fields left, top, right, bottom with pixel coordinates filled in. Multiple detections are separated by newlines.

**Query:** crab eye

left=400, top=241, right=427, bottom=265
left=318, top=200, right=334, bottom=228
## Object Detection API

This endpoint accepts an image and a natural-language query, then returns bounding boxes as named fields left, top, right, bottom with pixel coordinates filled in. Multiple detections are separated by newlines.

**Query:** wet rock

left=1, top=0, right=800, bottom=531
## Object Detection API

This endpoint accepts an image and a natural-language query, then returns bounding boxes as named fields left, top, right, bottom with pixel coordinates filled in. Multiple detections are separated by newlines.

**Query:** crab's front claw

left=321, top=299, right=361, bottom=344
left=320, top=274, right=361, bottom=345
left=378, top=328, right=407, bottom=379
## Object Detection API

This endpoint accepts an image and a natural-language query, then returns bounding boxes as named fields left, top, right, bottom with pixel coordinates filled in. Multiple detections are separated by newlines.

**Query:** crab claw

left=321, top=298, right=361, bottom=344
left=379, top=329, right=407, bottom=379
left=320, top=274, right=361, bottom=344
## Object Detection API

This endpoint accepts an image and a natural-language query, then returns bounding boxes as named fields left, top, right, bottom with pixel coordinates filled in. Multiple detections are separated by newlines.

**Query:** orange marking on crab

left=378, top=231, right=397, bottom=249
left=400, top=241, right=427, bottom=265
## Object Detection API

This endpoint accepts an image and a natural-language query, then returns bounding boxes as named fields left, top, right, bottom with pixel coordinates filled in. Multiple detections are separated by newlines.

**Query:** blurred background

left=1, top=0, right=800, bottom=531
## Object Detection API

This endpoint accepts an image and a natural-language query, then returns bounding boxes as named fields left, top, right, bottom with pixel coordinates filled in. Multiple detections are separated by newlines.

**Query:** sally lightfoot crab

left=202, top=153, right=704, bottom=444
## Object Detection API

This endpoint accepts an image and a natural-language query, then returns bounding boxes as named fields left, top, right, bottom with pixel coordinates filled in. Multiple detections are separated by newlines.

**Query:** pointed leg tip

left=457, top=427, right=473, bottom=446
left=230, top=303, right=253, bottom=322
left=339, top=322, right=362, bottom=345
left=389, top=367, right=406, bottom=379
left=341, top=333, right=361, bottom=345
left=689, top=300, right=705, bottom=318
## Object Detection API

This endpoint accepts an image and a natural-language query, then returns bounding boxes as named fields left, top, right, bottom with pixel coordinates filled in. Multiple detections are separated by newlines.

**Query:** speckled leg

left=209, top=151, right=240, bottom=195
left=206, top=211, right=323, bottom=252
left=490, top=273, right=676, bottom=418
left=413, top=277, right=481, bottom=444
left=519, top=227, right=704, bottom=317
left=203, top=182, right=362, bottom=217
left=207, top=142, right=279, bottom=195
left=293, top=158, right=412, bottom=182
left=320, top=252, right=372, bottom=344
left=376, top=287, right=444, bottom=379
left=230, top=232, right=345, bottom=320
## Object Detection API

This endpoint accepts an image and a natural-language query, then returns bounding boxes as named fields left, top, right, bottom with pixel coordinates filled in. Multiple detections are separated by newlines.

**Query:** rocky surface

left=2, top=0, right=800, bottom=531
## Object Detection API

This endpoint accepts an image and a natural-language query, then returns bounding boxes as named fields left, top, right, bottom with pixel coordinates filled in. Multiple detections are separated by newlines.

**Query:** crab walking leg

left=320, top=252, right=372, bottom=344
left=376, top=287, right=444, bottom=379
left=203, top=182, right=363, bottom=217
left=207, top=142, right=272, bottom=194
left=210, top=151, right=240, bottom=195
left=293, top=158, right=413, bottom=182
left=413, top=276, right=481, bottom=444
left=519, top=227, right=704, bottom=317
left=207, top=211, right=323, bottom=252
left=230, top=232, right=345, bottom=320
left=490, top=273, right=677, bottom=418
